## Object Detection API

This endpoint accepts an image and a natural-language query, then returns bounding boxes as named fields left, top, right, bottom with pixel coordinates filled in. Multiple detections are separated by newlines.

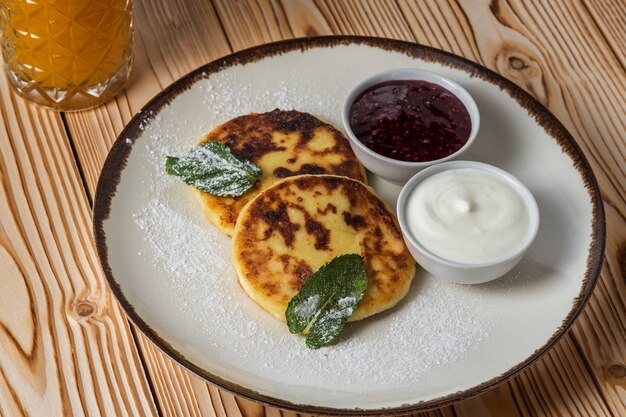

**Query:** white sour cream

left=405, top=168, right=531, bottom=264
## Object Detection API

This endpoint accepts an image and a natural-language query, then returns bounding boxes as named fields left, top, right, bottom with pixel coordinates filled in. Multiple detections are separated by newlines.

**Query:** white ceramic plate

left=94, top=37, right=604, bottom=414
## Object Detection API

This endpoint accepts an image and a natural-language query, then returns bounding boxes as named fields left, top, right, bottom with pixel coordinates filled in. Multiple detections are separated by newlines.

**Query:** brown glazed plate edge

left=92, top=35, right=606, bottom=415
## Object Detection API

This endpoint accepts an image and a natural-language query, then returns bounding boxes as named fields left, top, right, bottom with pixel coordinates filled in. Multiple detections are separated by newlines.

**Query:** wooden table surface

left=1, top=1, right=625, bottom=416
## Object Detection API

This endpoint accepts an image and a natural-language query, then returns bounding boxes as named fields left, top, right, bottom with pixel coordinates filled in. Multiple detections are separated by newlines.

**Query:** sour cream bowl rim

left=396, top=161, right=540, bottom=284
left=341, top=68, right=480, bottom=184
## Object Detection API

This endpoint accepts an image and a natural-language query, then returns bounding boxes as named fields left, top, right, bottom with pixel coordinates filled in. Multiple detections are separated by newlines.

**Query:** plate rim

left=92, top=35, right=606, bottom=415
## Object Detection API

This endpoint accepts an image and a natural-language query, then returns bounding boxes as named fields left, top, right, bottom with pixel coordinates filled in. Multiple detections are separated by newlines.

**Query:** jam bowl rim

left=341, top=68, right=481, bottom=183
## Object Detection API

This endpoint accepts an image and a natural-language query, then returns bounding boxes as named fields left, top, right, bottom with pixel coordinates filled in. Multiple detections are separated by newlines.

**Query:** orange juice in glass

left=1, top=0, right=134, bottom=111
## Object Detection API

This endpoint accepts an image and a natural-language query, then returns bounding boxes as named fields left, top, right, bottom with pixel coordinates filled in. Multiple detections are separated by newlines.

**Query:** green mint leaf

left=165, top=156, right=179, bottom=174
left=285, top=254, right=368, bottom=349
left=166, top=141, right=262, bottom=197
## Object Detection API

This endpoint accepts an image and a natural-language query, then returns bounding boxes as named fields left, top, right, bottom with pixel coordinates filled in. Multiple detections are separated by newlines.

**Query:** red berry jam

left=349, top=80, right=472, bottom=162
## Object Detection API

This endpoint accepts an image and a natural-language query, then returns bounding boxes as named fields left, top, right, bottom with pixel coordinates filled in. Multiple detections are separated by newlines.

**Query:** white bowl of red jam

left=342, top=68, right=480, bottom=184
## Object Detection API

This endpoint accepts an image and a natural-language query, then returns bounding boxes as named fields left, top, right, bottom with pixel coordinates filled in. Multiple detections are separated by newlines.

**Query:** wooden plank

left=394, top=0, right=482, bottom=62
left=0, top=69, right=157, bottom=415
left=454, top=384, right=523, bottom=417
left=581, top=0, right=626, bottom=67
left=510, top=335, right=612, bottom=416
left=573, top=201, right=626, bottom=417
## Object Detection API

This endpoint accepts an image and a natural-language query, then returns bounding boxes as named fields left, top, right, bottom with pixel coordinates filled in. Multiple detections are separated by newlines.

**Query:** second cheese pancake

left=193, top=110, right=366, bottom=235
left=232, top=175, right=416, bottom=322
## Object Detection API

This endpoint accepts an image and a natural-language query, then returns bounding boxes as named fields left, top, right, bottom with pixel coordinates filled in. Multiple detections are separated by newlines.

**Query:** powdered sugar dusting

left=293, top=294, right=320, bottom=318
left=199, top=70, right=345, bottom=127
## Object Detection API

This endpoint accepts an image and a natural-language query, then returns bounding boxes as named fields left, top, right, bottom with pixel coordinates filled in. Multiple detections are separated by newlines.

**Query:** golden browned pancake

left=232, top=175, right=416, bottom=322
left=193, top=110, right=366, bottom=235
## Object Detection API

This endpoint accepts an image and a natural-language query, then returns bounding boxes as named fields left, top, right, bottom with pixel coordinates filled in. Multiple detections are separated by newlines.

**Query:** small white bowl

left=396, top=161, right=540, bottom=284
left=342, top=68, right=480, bottom=184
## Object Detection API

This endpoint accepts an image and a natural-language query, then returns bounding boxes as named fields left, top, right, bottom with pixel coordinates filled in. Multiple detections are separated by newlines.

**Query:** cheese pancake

left=232, top=175, right=416, bottom=322
left=193, top=110, right=366, bottom=235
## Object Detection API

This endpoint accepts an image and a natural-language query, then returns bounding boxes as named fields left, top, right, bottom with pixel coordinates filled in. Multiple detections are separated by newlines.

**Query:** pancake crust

left=232, top=175, right=416, bottom=322
left=193, top=110, right=366, bottom=235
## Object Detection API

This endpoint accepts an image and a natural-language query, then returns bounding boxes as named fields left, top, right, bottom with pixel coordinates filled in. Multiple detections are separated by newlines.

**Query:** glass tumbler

left=0, top=0, right=134, bottom=111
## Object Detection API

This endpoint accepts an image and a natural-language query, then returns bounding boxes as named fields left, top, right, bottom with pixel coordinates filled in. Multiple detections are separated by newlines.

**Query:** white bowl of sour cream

left=397, top=161, right=539, bottom=284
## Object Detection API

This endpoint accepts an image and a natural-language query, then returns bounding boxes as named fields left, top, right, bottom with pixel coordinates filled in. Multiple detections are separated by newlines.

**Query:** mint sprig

left=166, top=141, right=262, bottom=197
left=286, top=254, right=368, bottom=349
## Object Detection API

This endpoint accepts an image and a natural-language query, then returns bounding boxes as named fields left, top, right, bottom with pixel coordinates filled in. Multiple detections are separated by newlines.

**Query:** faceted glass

left=1, top=0, right=134, bottom=111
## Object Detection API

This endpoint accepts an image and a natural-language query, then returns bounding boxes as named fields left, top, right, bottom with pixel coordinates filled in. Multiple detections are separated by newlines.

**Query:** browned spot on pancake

left=390, top=252, right=410, bottom=271
left=304, top=215, right=330, bottom=250
left=265, top=109, right=326, bottom=140
left=282, top=187, right=297, bottom=198
left=276, top=254, right=314, bottom=291
left=290, top=260, right=313, bottom=291
left=261, top=202, right=300, bottom=247
left=279, top=254, right=290, bottom=270
left=294, top=261, right=313, bottom=280
left=263, top=282, right=280, bottom=295
left=332, top=159, right=364, bottom=178
left=273, top=167, right=292, bottom=178
left=215, top=126, right=285, bottom=163
left=345, top=184, right=360, bottom=208
left=317, top=203, right=337, bottom=215
left=367, top=203, right=403, bottom=241
left=359, top=221, right=414, bottom=296
left=371, top=226, right=384, bottom=252
left=273, top=163, right=327, bottom=178
left=238, top=246, right=274, bottom=281
left=286, top=158, right=296, bottom=164
left=239, top=139, right=286, bottom=162
left=294, top=174, right=342, bottom=192
left=342, top=211, right=367, bottom=230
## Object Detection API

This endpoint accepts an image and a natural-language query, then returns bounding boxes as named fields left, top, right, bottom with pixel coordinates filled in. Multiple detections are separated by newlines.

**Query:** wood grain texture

left=581, top=0, right=626, bottom=67
left=19, top=0, right=624, bottom=416
left=512, top=334, right=612, bottom=416
left=0, top=70, right=157, bottom=415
